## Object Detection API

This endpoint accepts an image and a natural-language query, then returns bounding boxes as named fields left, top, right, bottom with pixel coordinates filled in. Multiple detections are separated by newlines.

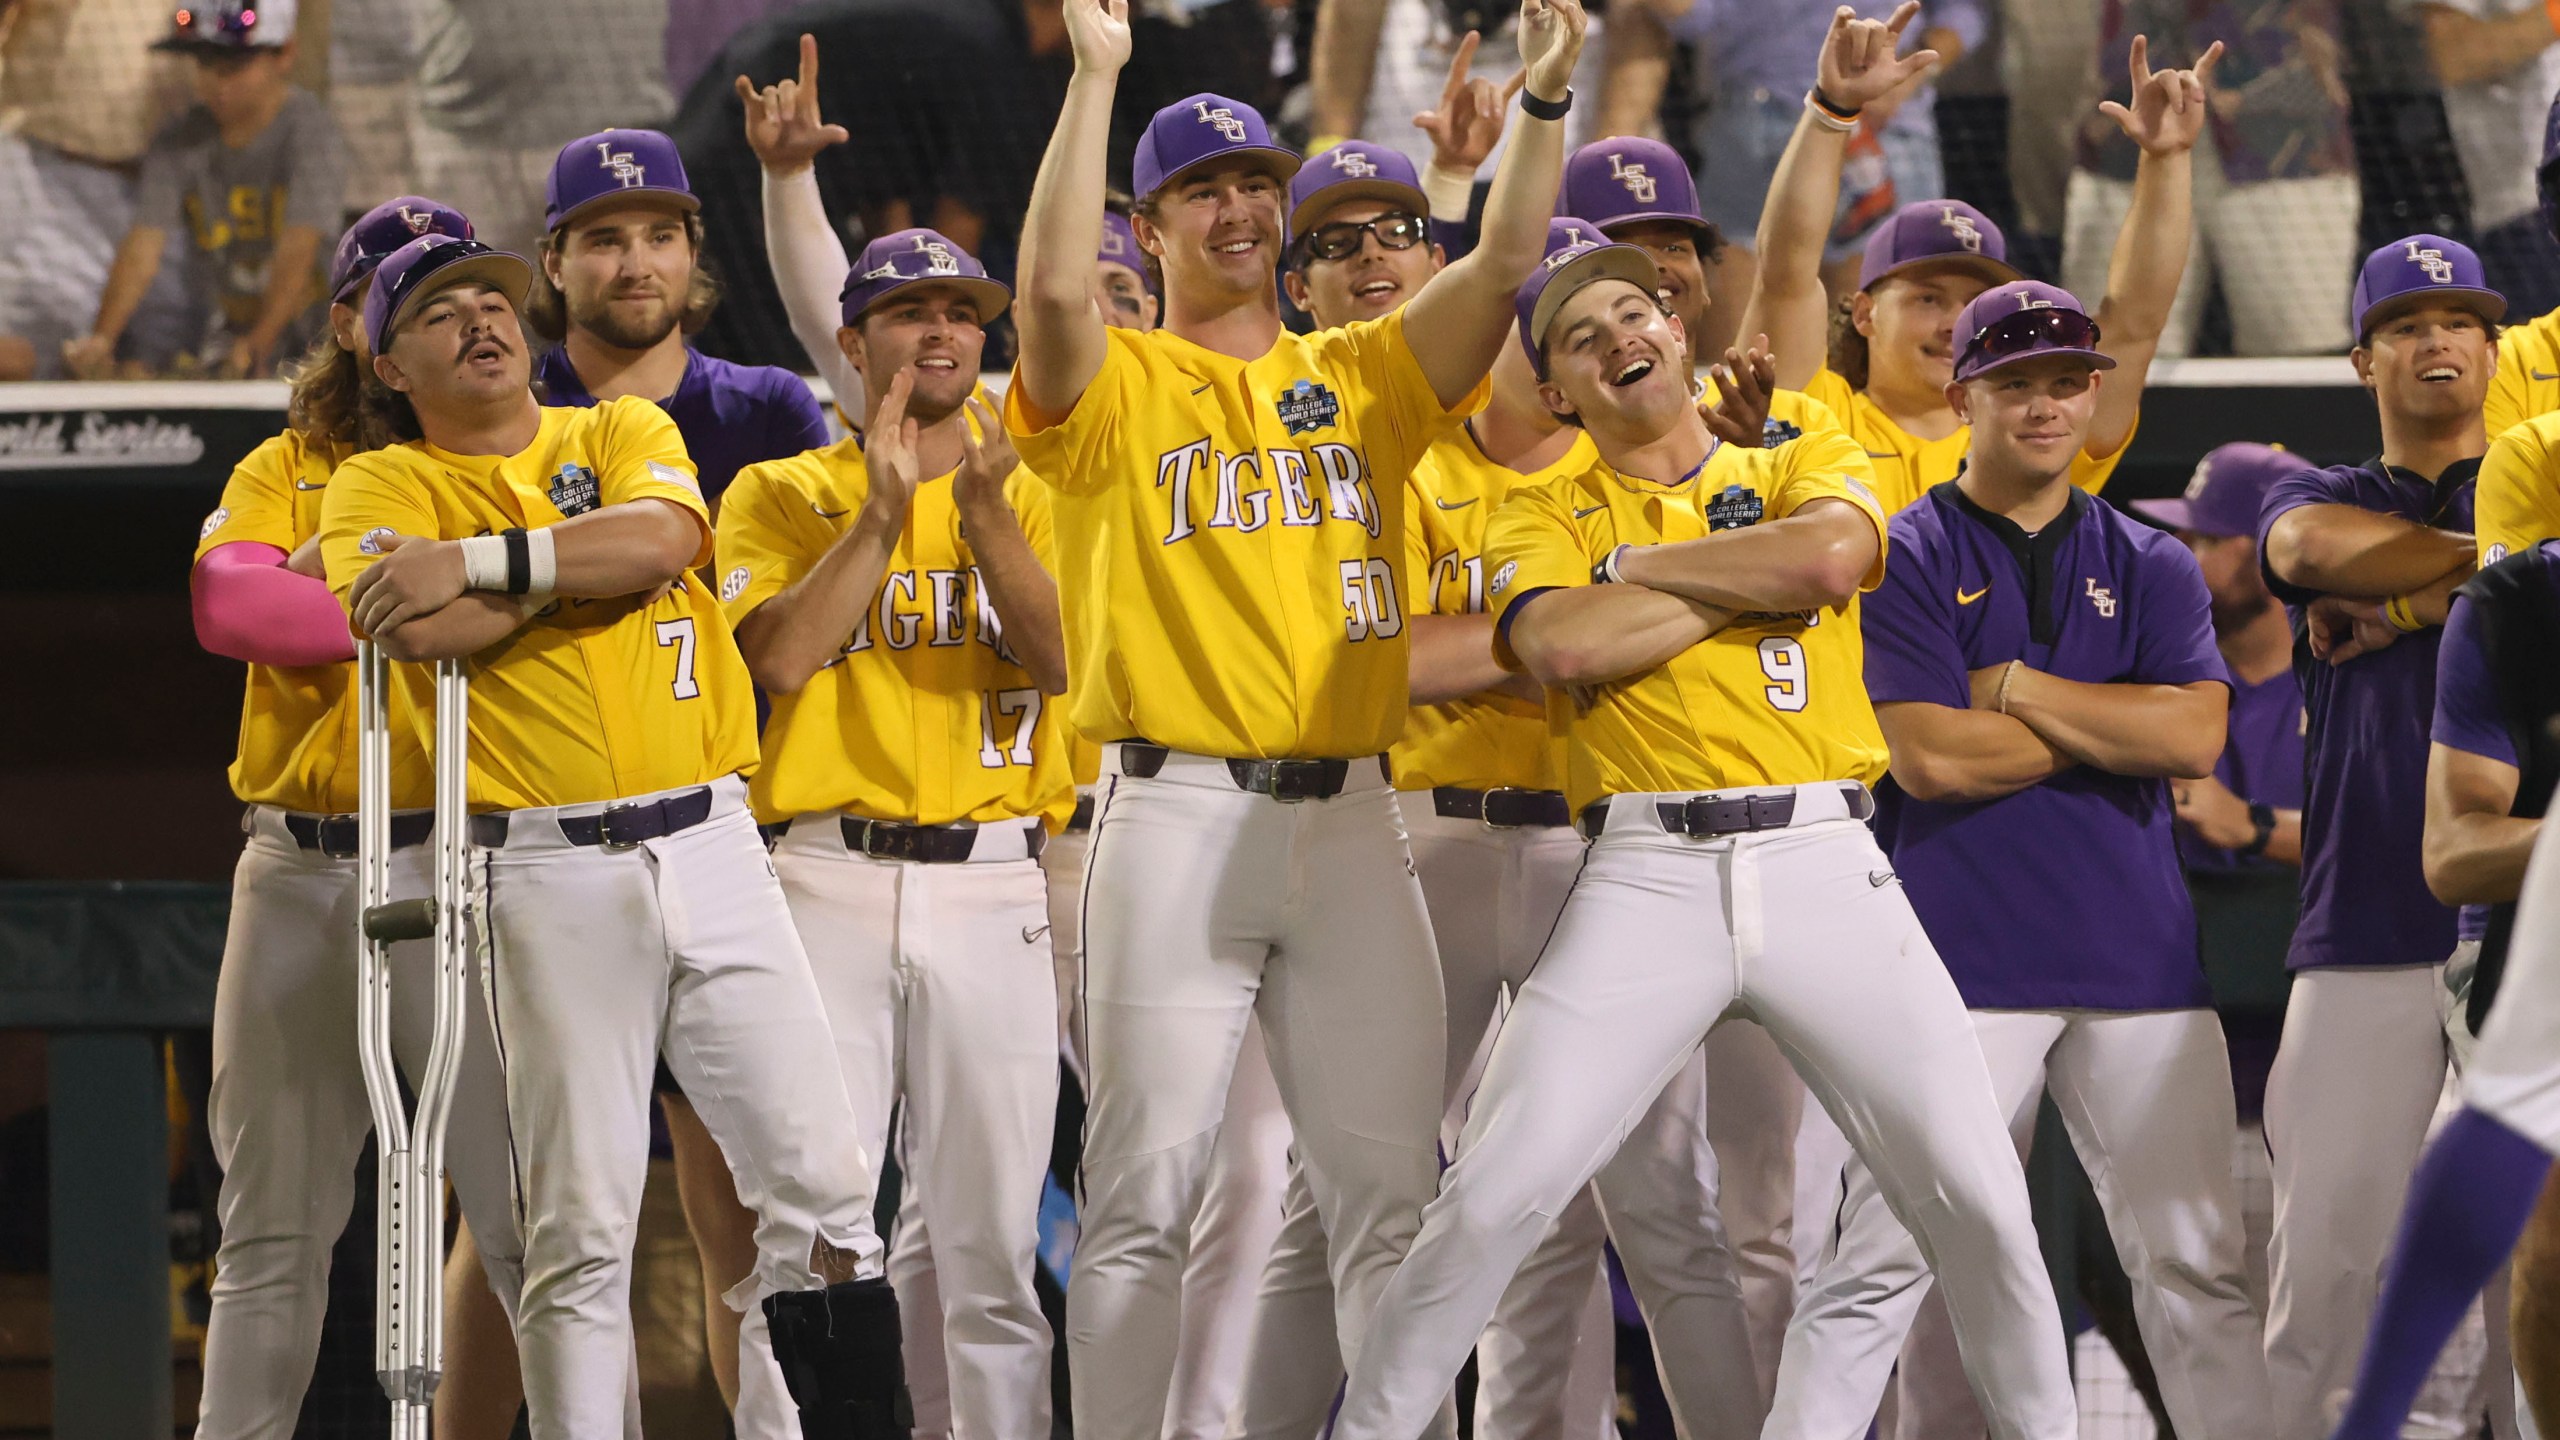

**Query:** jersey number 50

left=1340, top=559, right=1403, bottom=642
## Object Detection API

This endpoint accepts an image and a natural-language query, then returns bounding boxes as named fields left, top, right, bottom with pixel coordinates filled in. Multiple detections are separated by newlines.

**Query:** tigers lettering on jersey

left=1005, top=309, right=1483, bottom=759
left=1485, top=425, right=1892, bottom=809
left=319, top=397, right=756, bottom=811
left=717, top=438, right=1074, bottom=828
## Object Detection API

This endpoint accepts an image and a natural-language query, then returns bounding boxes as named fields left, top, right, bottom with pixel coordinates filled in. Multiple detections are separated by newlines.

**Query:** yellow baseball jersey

left=1392, top=424, right=1594, bottom=792
left=2477, top=411, right=2560, bottom=561
left=1004, top=311, right=1486, bottom=759
left=2485, top=307, right=2560, bottom=441
left=320, top=397, right=758, bottom=811
left=195, top=429, right=433, bottom=814
left=714, top=438, right=1077, bottom=829
left=1802, top=366, right=2125, bottom=515
left=1485, top=425, right=1893, bottom=811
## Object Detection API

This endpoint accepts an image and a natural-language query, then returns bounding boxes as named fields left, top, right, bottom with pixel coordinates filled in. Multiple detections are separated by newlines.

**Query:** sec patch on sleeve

left=721, top=564, right=751, bottom=602
left=201, top=506, right=230, bottom=539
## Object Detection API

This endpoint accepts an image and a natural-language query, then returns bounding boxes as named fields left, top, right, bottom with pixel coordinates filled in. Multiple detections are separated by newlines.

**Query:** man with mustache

left=319, top=232, right=904, bottom=1440
left=1001, top=0, right=1587, bottom=1429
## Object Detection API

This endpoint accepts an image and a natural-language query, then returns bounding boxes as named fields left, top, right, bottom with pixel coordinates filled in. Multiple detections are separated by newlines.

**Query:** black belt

left=1118, top=741, right=1386, bottom=802
left=277, top=810, right=434, bottom=860
left=1064, top=794, right=1096, bottom=833
left=1577, top=784, right=1873, bottom=840
left=469, top=786, right=717, bottom=849
left=1432, top=786, right=1572, bottom=829
left=839, top=815, right=1043, bottom=864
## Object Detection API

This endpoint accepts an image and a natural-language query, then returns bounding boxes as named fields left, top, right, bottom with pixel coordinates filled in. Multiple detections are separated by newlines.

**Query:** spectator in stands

left=327, top=0, right=422, bottom=211
left=1604, top=0, right=1978, bottom=362
left=0, top=0, right=193, bottom=379
left=2062, top=0, right=2359, bottom=358
left=2131, top=442, right=2309, bottom=871
left=2397, top=0, right=2560, bottom=320
left=62, top=0, right=347, bottom=381
left=409, top=0, right=674, bottom=262
left=1307, top=0, right=1602, bottom=181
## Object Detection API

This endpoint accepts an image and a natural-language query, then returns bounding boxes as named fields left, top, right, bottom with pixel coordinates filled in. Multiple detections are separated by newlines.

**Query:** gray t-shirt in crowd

left=133, top=86, right=347, bottom=354
left=414, top=0, right=672, bottom=148
left=2394, top=0, right=2560, bottom=229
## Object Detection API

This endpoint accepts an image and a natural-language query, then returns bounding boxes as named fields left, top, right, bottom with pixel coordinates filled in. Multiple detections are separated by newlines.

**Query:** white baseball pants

left=1769, top=1006, right=2271, bottom=1440
left=472, top=778, right=883, bottom=1440
left=736, top=820, right=1061, bottom=1440
left=2471, top=823, right=2560, bottom=1151
left=1329, top=789, right=2075, bottom=1440
left=1704, top=1016, right=1806, bottom=1404
left=2263, top=964, right=2451, bottom=1440
left=1068, top=747, right=1448, bottom=1440
left=197, top=812, right=520, bottom=1440
left=1041, top=808, right=1092, bottom=1083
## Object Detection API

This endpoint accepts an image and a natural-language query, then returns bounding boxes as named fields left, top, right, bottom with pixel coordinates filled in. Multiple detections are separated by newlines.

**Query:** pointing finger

left=2126, top=32, right=2150, bottom=89
left=2192, top=39, right=2225, bottom=88
left=1882, top=0, right=1920, bottom=40
left=797, top=31, right=820, bottom=91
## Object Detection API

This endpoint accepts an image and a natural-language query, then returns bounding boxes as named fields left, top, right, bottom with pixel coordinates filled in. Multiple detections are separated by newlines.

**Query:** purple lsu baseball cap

left=1558, top=138, right=1717, bottom=247
left=2130, top=443, right=2300, bottom=538
left=1098, top=210, right=1157, bottom=296
left=1289, top=141, right=1431, bottom=237
left=545, top=129, right=700, bottom=231
left=1951, top=280, right=2116, bottom=383
left=1132, top=94, right=1301, bottom=203
left=1857, top=200, right=2021, bottom=292
left=332, top=196, right=472, bottom=304
left=838, top=228, right=1012, bottom=326
left=2351, top=234, right=2505, bottom=341
left=363, top=234, right=534, bottom=356
left=1516, top=218, right=1662, bottom=380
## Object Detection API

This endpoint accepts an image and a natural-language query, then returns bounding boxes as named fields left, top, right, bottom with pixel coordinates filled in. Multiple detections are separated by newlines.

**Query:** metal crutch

left=355, top=644, right=472, bottom=1440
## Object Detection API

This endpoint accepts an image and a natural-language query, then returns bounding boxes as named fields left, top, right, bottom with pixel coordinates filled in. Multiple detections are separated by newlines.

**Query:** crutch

left=354, top=643, right=472, bottom=1440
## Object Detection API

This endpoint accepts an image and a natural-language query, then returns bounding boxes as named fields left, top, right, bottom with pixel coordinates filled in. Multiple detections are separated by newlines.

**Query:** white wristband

left=459, top=534, right=508, bottom=591
left=1421, top=162, right=1476, bottom=224
left=524, top=525, right=558, bottom=602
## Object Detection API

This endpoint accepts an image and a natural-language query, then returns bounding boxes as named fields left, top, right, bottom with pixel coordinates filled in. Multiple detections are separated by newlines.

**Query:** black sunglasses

left=1961, top=306, right=2100, bottom=370
left=1298, top=213, right=1428, bottom=264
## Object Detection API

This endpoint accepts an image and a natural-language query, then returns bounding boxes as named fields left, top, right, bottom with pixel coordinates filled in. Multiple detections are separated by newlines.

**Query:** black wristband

left=1521, top=86, right=1572, bottom=122
left=2238, top=801, right=2278, bottom=858
left=501, top=527, right=531, bottom=596
left=1810, top=85, right=1862, bottom=121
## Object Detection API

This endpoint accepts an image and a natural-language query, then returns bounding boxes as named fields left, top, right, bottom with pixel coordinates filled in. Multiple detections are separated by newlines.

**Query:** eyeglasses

left=1960, top=306, right=2101, bottom=370
left=1298, top=213, right=1428, bottom=264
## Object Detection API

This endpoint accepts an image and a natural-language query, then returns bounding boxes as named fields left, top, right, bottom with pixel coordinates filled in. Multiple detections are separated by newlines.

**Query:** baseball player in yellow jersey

left=1739, top=5, right=2210, bottom=517
left=317, top=233, right=902, bottom=1440
left=187, top=196, right=529, bottom=1440
left=2481, top=94, right=2560, bottom=443
left=714, top=230, right=1069, bottom=1440
left=1329, top=236, right=2077, bottom=1440
left=1004, top=0, right=1589, bottom=1428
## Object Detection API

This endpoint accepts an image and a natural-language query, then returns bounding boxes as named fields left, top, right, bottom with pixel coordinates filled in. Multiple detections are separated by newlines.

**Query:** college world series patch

left=1704, top=483, right=1765, bottom=532
left=549, top=462, right=602, bottom=516
left=1274, top=379, right=1341, bottom=435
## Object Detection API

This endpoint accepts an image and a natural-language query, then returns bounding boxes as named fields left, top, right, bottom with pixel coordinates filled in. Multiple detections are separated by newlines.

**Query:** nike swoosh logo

left=2535, top=369, right=2559, bottom=381
left=813, top=504, right=851, bottom=519
left=1434, top=496, right=1478, bottom=510
left=294, top=480, right=327, bottom=491
left=1957, top=585, right=1989, bottom=605
left=1020, top=924, right=1051, bottom=945
left=1869, top=870, right=1900, bottom=888
left=1574, top=504, right=1605, bottom=518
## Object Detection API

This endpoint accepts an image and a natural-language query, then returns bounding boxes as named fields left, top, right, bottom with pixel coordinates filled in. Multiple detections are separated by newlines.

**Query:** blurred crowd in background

left=3, top=0, right=2557, bottom=384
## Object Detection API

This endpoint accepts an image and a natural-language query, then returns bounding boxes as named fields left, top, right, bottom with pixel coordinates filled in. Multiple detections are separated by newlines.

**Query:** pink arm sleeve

left=192, top=541, right=358, bottom=667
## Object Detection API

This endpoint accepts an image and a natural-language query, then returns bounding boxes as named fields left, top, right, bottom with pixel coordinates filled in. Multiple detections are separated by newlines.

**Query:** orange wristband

left=2547, top=0, right=2559, bottom=38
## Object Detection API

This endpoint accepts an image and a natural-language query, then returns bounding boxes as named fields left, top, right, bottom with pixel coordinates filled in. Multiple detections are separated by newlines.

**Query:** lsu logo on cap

left=2404, top=240, right=2455, bottom=284
left=1332, top=148, right=1379, bottom=178
left=1940, top=206, right=1983, bottom=252
left=1195, top=101, right=1247, bottom=142
left=1100, top=227, right=1129, bottom=257
left=2015, top=291, right=2055, bottom=312
left=1609, top=154, right=1657, bottom=204
left=396, top=204, right=436, bottom=234
left=595, top=140, right=646, bottom=189
left=721, top=565, right=751, bottom=602
left=1274, top=378, right=1341, bottom=435
left=910, top=234, right=960, bottom=274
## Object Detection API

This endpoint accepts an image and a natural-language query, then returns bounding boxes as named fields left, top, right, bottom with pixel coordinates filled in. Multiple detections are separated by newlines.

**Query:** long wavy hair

left=1826, top=290, right=1871, bottom=392
left=520, top=212, right=722, bottom=347
left=284, top=329, right=370, bottom=457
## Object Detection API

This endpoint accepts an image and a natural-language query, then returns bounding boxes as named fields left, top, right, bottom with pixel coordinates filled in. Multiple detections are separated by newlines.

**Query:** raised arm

left=1013, top=0, right=1128, bottom=418
left=2265, top=504, right=2477, bottom=599
left=733, top=375, right=923, bottom=693
left=2415, top=3, right=2559, bottom=87
left=1612, top=496, right=1879, bottom=613
left=1309, top=0, right=1394, bottom=145
left=1874, top=700, right=2074, bottom=803
left=1738, top=4, right=1939, bottom=390
left=1594, top=0, right=1674, bottom=139
left=741, top=34, right=865, bottom=416
left=2424, top=744, right=2537, bottom=905
left=952, top=401, right=1069, bottom=694
left=1996, top=668, right=2227, bottom=779
left=2084, top=36, right=2219, bottom=459
left=1401, top=0, right=1589, bottom=409
left=1505, top=584, right=1731, bottom=687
